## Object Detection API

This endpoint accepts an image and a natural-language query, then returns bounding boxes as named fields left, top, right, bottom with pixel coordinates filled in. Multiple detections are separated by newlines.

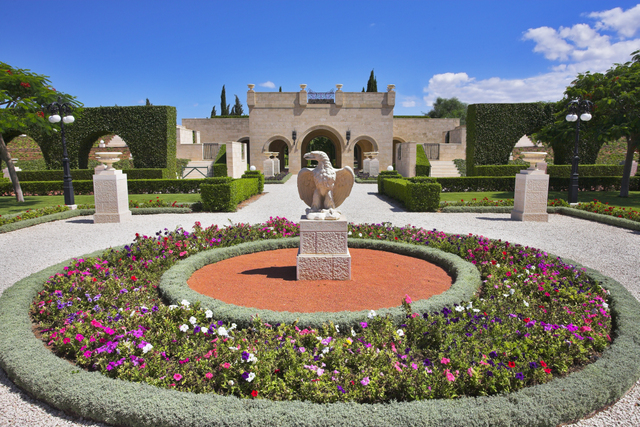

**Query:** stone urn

left=248, top=84, right=255, bottom=91
left=300, top=84, right=307, bottom=91
left=336, top=84, right=343, bottom=91
left=364, top=151, right=379, bottom=159
left=95, top=152, right=122, bottom=170
left=521, top=152, right=547, bottom=170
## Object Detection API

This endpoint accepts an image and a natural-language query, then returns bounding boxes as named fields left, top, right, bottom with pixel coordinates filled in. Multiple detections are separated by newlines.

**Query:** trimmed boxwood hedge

left=241, top=170, right=265, bottom=193
left=200, top=177, right=261, bottom=212
left=383, top=178, right=442, bottom=211
left=474, top=164, right=627, bottom=177
left=16, top=168, right=171, bottom=181
left=0, top=239, right=639, bottom=426
left=377, top=170, right=402, bottom=194
left=159, top=238, right=481, bottom=330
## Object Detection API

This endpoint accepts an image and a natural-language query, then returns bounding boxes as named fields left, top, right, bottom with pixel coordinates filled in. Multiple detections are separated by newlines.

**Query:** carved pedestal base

left=297, top=215, right=351, bottom=280
left=511, top=169, right=549, bottom=222
left=93, top=168, right=132, bottom=223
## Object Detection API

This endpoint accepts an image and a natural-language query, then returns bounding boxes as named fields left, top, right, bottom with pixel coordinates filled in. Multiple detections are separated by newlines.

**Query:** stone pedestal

left=511, top=169, right=550, bottom=222
left=297, top=215, right=351, bottom=280
left=93, top=167, right=132, bottom=223
left=395, top=143, right=417, bottom=178
left=363, top=158, right=371, bottom=175
left=369, top=158, right=380, bottom=177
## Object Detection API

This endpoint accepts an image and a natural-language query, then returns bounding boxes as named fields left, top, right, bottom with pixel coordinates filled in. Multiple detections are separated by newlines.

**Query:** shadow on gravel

left=65, top=219, right=94, bottom=224
left=366, top=193, right=406, bottom=212
left=475, top=217, right=515, bottom=222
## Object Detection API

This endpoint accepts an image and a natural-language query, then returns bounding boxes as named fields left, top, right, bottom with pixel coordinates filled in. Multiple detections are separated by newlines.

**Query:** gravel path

left=1, top=178, right=639, bottom=426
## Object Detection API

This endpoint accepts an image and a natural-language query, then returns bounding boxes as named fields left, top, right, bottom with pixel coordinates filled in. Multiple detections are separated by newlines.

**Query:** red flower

left=523, top=318, right=530, bottom=323
left=131, top=275, right=137, bottom=281
left=37, top=111, right=44, bottom=118
left=251, top=390, right=258, bottom=397
left=544, top=368, right=552, bottom=374
left=6, top=70, right=11, bottom=74
left=508, top=361, right=516, bottom=368
left=540, top=360, right=547, bottom=368
left=20, top=82, right=30, bottom=88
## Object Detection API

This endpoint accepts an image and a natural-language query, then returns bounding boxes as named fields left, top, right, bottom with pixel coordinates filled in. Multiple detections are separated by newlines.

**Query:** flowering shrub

left=30, top=218, right=611, bottom=403
left=128, top=197, right=190, bottom=209
left=573, top=200, right=640, bottom=223
left=0, top=205, right=69, bottom=226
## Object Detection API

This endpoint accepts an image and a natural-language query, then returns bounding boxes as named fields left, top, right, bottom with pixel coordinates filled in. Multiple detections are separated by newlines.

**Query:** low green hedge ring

left=158, top=237, right=482, bottom=329
left=1, top=243, right=640, bottom=426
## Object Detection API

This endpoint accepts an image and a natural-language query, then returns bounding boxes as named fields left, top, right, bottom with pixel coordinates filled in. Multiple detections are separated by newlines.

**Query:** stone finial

left=387, top=84, right=395, bottom=92
left=300, top=84, right=307, bottom=91
left=247, top=84, right=255, bottom=91
left=336, top=84, right=343, bottom=91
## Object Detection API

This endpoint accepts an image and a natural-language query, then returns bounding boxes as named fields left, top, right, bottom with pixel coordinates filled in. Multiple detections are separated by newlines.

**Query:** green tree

left=230, top=95, right=244, bottom=116
left=210, top=105, right=217, bottom=118
left=546, top=50, right=640, bottom=197
left=220, top=85, right=230, bottom=116
left=0, top=62, right=80, bottom=202
left=279, top=86, right=282, bottom=92
left=366, top=69, right=377, bottom=92
left=145, top=98, right=152, bottom=106
left=424, top=97, right=468, bottom=125
left=307, top=136, right=336, bottom=167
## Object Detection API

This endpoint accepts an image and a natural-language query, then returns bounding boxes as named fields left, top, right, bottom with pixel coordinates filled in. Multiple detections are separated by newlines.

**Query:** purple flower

left=486, top=370, right=494, bottom=377
left=120, top=289, right=128, bottom=294
left=337, top=385, right=346, bottom=394
left=529, top=362, right=538, bottom=369
left=515, top=372, right=525, bottom=380
left=489, top=351, right=498, bottom=359
left=359, top=322, right=368, bottom=329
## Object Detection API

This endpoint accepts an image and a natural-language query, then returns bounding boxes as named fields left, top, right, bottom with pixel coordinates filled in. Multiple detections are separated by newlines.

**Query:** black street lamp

left=47, top=97, right=76, bottom=206
left=565, top=98, right=593, bottom=204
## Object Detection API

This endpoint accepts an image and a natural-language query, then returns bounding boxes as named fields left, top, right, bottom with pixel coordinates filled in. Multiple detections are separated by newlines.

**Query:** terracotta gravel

left=187, top=248, right=452, bottom=312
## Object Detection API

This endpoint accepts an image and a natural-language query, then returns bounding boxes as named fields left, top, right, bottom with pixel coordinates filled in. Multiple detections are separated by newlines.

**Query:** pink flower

left=440, top=357, right=450, bottom=365
left=404, top=294, right=412, bottom=304
left=580, top=326, right=592, bottom=333
left=104, top=327, right=115, bottom=335
left=63, top=337, right=70, bottom=344
left=222, top=363, right=231, bottom=369
left=360, top=376, right=370, bottom=386
left=411, top=363, right=418, bottom=370
left=173, top=373, right=183, bottom=381
left=91, top=319, right=103, bottom=328
left=445, top=369, right=456, bottom=382
left=75, top=334, right=84, bottom=342
left=205, top=372, right=213, bottom=379
left=179, top=251, right=187, bottom=257
left=84, top=350, right=92, bottom=358
left=467, top=367, right=474, bottom=377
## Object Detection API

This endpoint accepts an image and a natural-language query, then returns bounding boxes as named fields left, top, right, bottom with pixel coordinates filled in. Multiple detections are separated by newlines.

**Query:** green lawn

left=438, top=191, right=640, bottom=209
left=0, top=194, right=201, bottom=216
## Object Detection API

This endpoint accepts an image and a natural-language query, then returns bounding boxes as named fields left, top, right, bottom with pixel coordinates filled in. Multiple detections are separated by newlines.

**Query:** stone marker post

left=297, top=215, right=351, bottom=280
left=93, top=152, right=132, bottom=223
left=511, top=152, right=549, bottom=222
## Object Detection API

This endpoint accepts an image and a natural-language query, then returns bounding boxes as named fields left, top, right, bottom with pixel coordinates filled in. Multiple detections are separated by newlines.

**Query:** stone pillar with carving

left=297, top=215, right=351, bottom=280
left=364, top=152, right=380, bottom=177
left=93, top=152, right=132, bottom=223
left=511, top=152, right=550, bottom=222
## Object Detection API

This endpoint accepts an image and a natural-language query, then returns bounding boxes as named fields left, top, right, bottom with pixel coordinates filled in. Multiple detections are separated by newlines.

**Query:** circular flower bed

left=0, top=217, right=639, bottom=427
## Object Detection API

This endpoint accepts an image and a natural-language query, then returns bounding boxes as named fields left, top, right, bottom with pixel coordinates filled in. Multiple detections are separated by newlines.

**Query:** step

left=429, top=160, right=460, bottom=178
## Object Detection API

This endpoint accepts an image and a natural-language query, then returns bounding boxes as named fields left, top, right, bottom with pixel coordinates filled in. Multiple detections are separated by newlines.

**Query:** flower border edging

left=0, top=244, right=639, bottom=426
left=158, top=237, right=482, bottom=329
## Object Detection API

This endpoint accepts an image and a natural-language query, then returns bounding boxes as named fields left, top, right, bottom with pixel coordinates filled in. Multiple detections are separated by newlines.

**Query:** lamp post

left=565, top=98, right=593, bottom=204
left=47, top=97, right=76, bottom=206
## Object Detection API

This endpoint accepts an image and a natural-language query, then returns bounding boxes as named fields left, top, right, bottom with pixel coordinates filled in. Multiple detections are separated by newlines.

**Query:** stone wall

left=181, top=118, right=250, bottom=144
left=393, top=117, right=460, bottom=144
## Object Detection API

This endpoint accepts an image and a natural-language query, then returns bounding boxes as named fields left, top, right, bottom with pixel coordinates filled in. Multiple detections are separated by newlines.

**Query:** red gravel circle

left=187, top=248, right=452, bottom=313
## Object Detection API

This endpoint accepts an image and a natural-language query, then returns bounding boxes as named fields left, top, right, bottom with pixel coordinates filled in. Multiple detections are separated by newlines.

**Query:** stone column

left=297, top=215, right=351, bottom=280
left=226, top=141, right=248, bottom=178
left=93, top=152, right=132, bottom=223
left=511, top=152, right=550, bottom=222
left=364, top=152, right=380, bottom=177
left=395, top=142, right=417, bottom=178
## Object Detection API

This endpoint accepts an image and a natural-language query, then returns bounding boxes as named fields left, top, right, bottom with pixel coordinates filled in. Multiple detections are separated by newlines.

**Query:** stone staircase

left=429, top=160, right=460, bottom=177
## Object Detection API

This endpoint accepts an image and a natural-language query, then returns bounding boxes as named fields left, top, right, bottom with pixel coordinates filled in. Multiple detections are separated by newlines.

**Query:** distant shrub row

left=473, top=164, right=631, bottom=177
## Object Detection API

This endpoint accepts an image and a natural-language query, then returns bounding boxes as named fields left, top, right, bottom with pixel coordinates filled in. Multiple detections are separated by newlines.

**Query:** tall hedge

left=8, top=106, right=177, bottom=173
left=466, top=103, right=555, bottom=176
left=415, top=144, right=431, bottom=176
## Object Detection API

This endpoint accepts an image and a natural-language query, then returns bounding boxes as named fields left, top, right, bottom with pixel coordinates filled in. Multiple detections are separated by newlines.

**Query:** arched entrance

left=299, top=129, right=342, bottom=169
left=268, top=139, right=289, bottom=170
left=353, top=139, right=375, bottom=171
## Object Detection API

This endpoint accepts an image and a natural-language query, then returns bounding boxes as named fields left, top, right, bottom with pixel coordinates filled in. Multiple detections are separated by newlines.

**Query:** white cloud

left=401, top=96, right=418, bottom=108
left=423, top=5, right=640, bottom=108
left=137, top=99, right=145, bottom=105
left=259, top=81, right=276, bottom=88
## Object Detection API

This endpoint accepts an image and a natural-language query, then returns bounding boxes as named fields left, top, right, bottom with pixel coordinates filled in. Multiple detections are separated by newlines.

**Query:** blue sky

left=3, top=1, right=640, bottom=123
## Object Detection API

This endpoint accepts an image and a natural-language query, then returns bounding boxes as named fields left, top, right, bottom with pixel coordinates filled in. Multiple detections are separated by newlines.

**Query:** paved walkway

left=1, top=177, right=639, bottom=426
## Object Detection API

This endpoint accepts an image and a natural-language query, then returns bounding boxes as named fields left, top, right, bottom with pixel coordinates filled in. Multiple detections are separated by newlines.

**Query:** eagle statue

left=297, top=151, right=355, bottom=220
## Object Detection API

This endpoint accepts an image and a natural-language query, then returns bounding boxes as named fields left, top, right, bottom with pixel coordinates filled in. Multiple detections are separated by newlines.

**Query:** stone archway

left=299, top=127, right=343, bottom=170
left=351, top=136, right=377, bottom=171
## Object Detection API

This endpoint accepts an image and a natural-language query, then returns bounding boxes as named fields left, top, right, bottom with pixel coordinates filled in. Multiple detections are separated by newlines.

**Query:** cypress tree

left=220, top=85, right=230, bottom=116
left=210, top=106, right=217, bottom=118
left=362, top=87, right=365, bottom=92
left=279, top=86, right=282, bottom=92
left=145, top=98, right=152, bottom=106
left=230, top=95, right=244, bottom=116
left=366, top=70, right=377, bottom=92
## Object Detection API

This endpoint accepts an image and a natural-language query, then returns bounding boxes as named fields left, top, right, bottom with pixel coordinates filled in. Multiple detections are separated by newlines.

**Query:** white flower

left=218, top=327, right=228, bottom=336
left=316, top=336, right=323, bottom=341
left=351, top=328, right=356, bottom=337
left=496, top=263, right=500, bottom=268
left=248, top=354, right=258, bottom=363
left=189, top=316, right=197, bottom=325
left=322, top=347, right=330, bottom=354
left=348, top=231, right=352, bottom=235
left=466, top=301, right=473, bottom=309
left=359, top=233, right=362, bottom=237
left=228, top=380, right=234, bottom=386
left=455, top=305, right=464, bottom=312
left=335, top=324, right=340, bottom=333
left=229, top=323, right=237, bottom=330
left=129, top=310, right=136, bottom=317
left=602, top=302, right=609, bottom=309
left=523, top=300, right=529, bottom=307
left=181, top=299, right=190, bottom=307
left=168, top=305, right=178, bottom=310
left=473, top=309, right=480, bottom=313
left=396, top=329, right=404, bottom=337
left=205, top=310, right=213, bottom=318
left=142, top=343, right=153, bottom=353
left=179, top=324, right=189, bottom=332
left=247, top=372, right=256, bottom=382
left=510, top=288, right=515, bottom=295
left=503, top=294, right=509, bottom=298
left=368, top=310, right=376, bottom=319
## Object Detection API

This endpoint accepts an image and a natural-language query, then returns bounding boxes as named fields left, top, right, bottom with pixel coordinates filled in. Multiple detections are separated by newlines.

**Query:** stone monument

left=363, top=151, right=380, bottom=177
left=297, top=151, right=355, bottom=280
left=93, top=152, right=132, bottom=223
left=511, top=152, right=549, bottom=222
left=262, top=151, right=280, bottom=178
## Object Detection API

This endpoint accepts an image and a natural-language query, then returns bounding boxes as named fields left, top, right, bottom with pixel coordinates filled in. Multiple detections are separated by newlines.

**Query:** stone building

left=179, top=84, right=465, bottom=175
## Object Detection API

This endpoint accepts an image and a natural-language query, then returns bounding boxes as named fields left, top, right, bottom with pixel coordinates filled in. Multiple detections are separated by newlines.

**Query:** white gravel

left=1, top=177, right=639, bottom=426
